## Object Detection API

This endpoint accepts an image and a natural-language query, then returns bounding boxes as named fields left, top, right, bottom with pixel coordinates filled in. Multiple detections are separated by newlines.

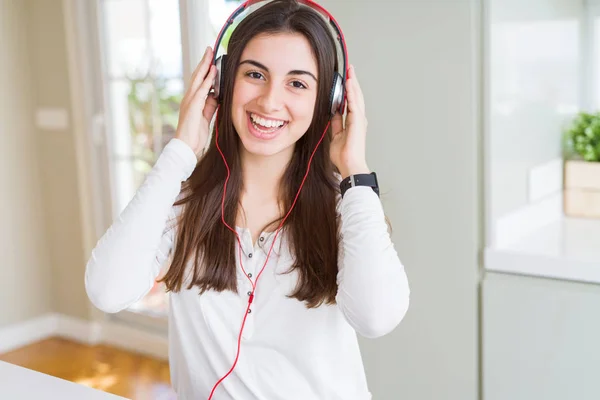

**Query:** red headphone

left=212, top=0, right=349, bottom=116
left=208, top=1, right=349, bottom=398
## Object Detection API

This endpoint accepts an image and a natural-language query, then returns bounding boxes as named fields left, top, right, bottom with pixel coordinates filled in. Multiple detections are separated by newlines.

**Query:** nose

left=256, top=82, right=284, bottom=113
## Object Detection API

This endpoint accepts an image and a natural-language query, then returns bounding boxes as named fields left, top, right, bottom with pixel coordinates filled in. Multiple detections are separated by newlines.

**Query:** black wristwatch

left=340, top=172, right=380, bottom=198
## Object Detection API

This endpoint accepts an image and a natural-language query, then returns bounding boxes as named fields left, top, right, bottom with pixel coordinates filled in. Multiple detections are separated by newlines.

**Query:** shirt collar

left=235, top=226, right=285, bottom=257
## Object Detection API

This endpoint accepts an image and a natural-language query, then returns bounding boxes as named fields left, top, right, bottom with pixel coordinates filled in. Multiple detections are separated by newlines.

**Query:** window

left=585, top=0, right=600, bottom=110
left=595, top=14, right=600, bottom=108
left=96, top=0, right=242, bottom=318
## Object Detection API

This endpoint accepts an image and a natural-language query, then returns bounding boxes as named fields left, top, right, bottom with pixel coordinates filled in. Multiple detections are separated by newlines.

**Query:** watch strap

left=340, top=172, right=379, bottom=198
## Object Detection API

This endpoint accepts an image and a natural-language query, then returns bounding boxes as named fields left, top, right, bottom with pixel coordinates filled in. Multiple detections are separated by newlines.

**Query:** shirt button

left=247, top=309, right=252, bottom=314
left=259, top=236, right=264, bottom=242
left=247, top=291, right=252, bottom=296
left=247, top=272, right=253, bottom=278
left=248, top=253, right=253, bottom=258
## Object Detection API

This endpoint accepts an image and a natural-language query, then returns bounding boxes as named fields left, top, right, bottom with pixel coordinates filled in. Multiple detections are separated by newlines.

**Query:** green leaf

left=564, top=111, right=600, bottom=162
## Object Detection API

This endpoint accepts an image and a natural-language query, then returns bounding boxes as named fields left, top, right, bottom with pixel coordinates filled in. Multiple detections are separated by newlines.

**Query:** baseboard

left=0, top=313, right=168, bottom=360
left=0, top=314, right=59, bottom=354
left=55, top=313, right=103, bottom=344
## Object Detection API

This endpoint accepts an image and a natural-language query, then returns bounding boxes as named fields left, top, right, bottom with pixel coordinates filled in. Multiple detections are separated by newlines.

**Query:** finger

left=349, top=65, right=365, bottom=113
left=192, top=47, right=213, bottom=82
left=181, top=48, right=211, bottom=110
left=330, top=111, right=343, bottom=137
left=345, top=74, right=358, bottom=114
left=189, top=47, right=214, bottom=97
left=188, top=65, right=217, bottom=111
left=194, top=65, right=217, bottom=99
left=189, top=48, right=208, bottom=81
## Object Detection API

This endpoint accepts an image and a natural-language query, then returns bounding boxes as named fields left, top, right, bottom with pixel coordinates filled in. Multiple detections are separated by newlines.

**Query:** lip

left=246, top=112, right=288, bottom=140
left=248, top=111, right=288, bottom=124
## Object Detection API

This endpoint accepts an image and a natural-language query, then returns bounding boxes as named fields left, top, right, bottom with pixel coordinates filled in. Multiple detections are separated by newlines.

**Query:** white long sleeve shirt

left=85, top=138, right=410, bottom=400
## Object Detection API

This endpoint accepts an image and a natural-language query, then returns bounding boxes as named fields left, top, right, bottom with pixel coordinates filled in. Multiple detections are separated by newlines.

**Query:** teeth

left=250, top=113, right=285, bottom=128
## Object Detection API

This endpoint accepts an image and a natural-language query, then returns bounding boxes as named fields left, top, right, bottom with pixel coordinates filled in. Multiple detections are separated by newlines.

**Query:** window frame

left=583, top=0, right=600, bottom=110
left=68, top=0, right=223, bottom=332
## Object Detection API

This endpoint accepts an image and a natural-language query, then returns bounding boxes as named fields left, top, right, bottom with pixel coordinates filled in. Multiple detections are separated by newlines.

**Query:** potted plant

left=563, top=111, right=600, bottom=218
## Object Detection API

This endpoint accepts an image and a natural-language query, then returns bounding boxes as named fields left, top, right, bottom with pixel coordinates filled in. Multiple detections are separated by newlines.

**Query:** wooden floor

left=0, top=337, right=175, bottom=399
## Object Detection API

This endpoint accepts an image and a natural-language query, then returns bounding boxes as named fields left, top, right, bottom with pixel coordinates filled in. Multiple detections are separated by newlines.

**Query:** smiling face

left=231, top=32, right=319, bottom=162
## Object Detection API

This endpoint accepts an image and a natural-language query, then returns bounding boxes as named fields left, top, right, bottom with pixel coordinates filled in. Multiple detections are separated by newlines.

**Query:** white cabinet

left=483, top=272, right=600, bottom=400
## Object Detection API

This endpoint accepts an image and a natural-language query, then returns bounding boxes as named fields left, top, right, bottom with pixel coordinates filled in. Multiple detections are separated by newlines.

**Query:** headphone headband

left=212, top=0, right=348, bottom=115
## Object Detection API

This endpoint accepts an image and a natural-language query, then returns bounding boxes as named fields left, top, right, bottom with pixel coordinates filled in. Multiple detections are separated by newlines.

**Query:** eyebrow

left=239, top=59, right=317, bottom=82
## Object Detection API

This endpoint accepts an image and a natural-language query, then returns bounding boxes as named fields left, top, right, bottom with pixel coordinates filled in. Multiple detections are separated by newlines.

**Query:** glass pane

left=108, top=80, right=136, bottom=215
left=108, top=79, right=155, bottom=213
left=112, top=157, right=146, bottom=214
left=209, top=0, right=244, bottom=32
left=108, top=77, right=183, bottom=213
left=149, top=0, right=183, bottom=78
left=102, top=0, right=151, bottom=79
left=156, top=78, right=184, bottom=147
left=126, top=79, right=159, bottom=164
left=209, top=0, right=245, bottom=52
left=108, top=80, right=133, bottom=158
left=596, top=17, right=600, bottom=109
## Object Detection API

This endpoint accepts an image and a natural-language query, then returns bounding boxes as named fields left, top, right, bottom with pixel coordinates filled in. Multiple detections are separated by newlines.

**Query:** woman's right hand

left=175, top=46, right=218, bottom=157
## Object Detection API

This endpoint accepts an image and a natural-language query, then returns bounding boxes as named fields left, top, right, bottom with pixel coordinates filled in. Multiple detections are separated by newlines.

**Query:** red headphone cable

left=208, top=105, right=331, bottom=399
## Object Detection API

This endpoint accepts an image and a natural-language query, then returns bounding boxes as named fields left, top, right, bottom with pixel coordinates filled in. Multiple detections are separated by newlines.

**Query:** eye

left=290, top=80, right=308, bottom=89
left=245, top=71, right=264, bottom=80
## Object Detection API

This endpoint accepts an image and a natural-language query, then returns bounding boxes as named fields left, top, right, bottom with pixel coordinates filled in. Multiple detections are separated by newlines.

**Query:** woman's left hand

left=330, top=65, right=370, bottom=179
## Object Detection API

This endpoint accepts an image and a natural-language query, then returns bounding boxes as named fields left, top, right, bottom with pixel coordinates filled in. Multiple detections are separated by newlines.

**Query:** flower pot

left=564, top=160, right=600, bottom=218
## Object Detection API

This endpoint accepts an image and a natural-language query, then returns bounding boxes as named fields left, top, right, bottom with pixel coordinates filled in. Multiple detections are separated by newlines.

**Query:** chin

left=238, top=135, right=291, bottom=158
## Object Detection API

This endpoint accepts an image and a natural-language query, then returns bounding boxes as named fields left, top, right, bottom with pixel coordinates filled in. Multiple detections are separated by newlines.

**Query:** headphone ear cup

left=329, top=72, right=344, bottom=116
left=214, top=55, right=227, bottom=103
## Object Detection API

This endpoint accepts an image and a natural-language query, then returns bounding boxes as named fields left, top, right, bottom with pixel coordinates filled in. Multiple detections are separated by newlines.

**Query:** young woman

left=85, top=0, right=410, bottom=398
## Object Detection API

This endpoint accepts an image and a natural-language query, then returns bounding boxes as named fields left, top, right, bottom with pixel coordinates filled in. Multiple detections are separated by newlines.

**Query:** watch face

left=356, top=173, right=376, bottom=187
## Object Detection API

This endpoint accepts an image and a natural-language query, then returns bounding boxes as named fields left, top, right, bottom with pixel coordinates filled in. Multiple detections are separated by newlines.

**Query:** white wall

left=28, top=0, right=89, bottom=321
left=0, top=0, right=88, bottom=329
left=487, top=0, right=583, bottom=243
left=322, top=1, right=480, bottom=399
left=1, top=1, right=482, bottom=398
left=0, top=0, right=53, bottom=326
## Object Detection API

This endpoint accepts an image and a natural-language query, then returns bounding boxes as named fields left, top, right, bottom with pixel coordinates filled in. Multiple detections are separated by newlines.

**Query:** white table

left=0, top=361, right=128, bottom=399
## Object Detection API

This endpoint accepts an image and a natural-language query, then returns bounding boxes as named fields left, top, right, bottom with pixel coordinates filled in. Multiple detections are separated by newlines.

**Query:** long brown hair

left=159, top=0, right=340, bottom=308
